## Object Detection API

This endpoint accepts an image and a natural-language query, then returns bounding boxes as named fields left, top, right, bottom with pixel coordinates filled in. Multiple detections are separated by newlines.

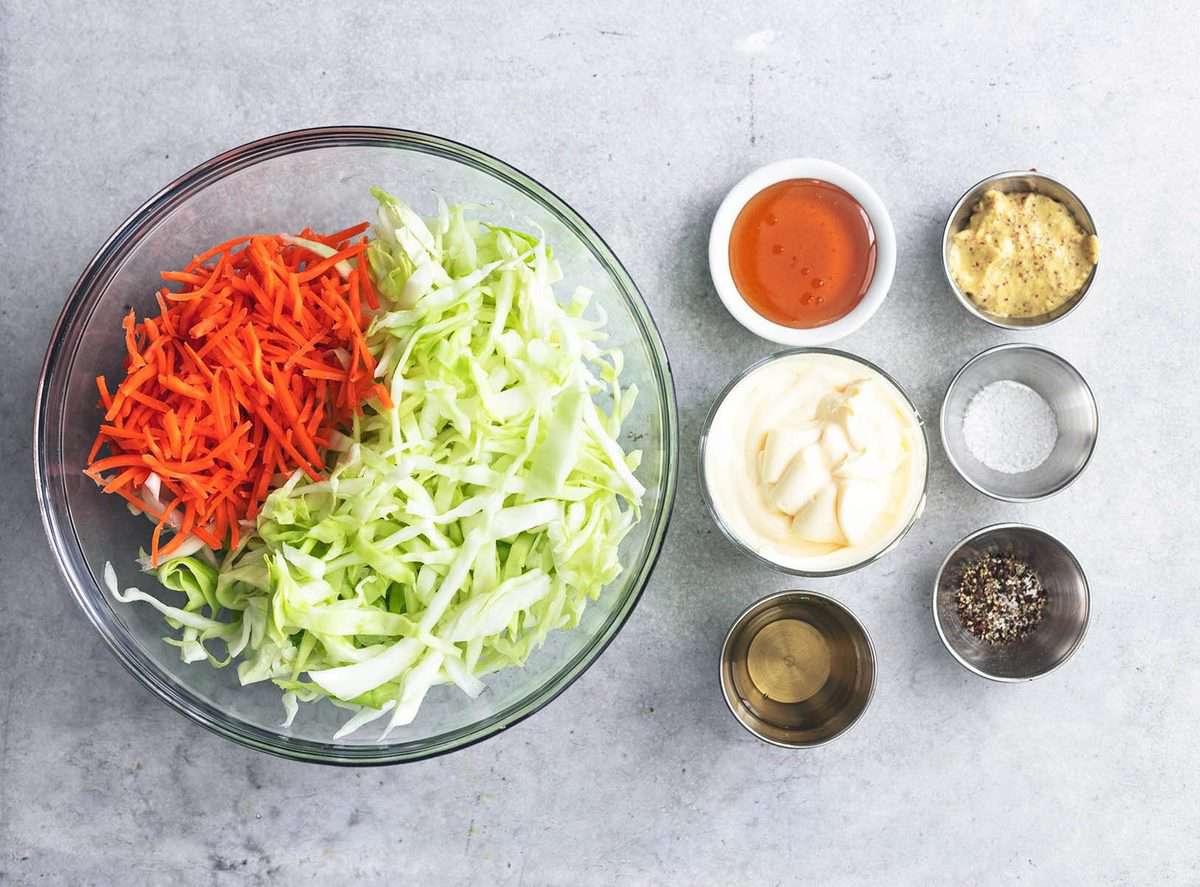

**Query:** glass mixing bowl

left=34, top=127, right=678, bottom=764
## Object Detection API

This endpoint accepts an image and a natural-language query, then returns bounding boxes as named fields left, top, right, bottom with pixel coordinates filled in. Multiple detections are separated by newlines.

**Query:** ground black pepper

left=955, top=553, right=1046, bottom=645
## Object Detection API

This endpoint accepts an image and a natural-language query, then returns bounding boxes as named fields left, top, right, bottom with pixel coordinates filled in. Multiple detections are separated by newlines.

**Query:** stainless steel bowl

left=941, top=343, right=1098, bottom=502
left=698, top=348, right=929, bottom=577
left=721, top=590, right=876, bottom=747
left=934, top=524, right=1089, bottom=682
left=942, top=170, right=1099, bottom=329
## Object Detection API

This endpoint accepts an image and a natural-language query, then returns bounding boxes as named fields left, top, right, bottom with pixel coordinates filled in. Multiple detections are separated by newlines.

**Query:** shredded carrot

left=159, top=375, right=208, bottom=401
left=187, top=235, right=253, bottom=271
left=157, top=503, right=196, bottom=561
left=86, top=223, right=380, bottom=563
left=373, top=383, right=394, bottom=410
left=323, top=221, right=371, bottom=244
left=102, top=467, right=145, bottom=494
left=300, top=367, right=350, bottom=382
left=358, top=237, right=380, bottom=309
left=163, top=410, right=182, bottom=458
left=122, top=311, right=144, bottom=368
left=96, top=376, right=114, bottom=411
left=295, top=242, right=366, bottom=284
left=150, top=497, right=182, bottom=566
left=288, top=273, right=303, bottom=323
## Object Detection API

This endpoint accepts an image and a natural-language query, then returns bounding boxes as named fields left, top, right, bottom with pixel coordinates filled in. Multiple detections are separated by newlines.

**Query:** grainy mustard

left=949, top=190, right=1099, bottom=318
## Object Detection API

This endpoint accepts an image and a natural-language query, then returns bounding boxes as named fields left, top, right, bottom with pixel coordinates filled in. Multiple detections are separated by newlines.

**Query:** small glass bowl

left=34, top=127, right=679, bottom=764
left=697, top=348, right=928, bottom=577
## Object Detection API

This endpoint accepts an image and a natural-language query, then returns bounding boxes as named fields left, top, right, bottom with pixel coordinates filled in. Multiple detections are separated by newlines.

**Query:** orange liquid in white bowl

left=729, top=178, right=877, bottom=329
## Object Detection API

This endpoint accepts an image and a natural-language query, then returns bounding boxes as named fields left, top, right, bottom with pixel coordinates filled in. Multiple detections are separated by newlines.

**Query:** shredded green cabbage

left=105, top=189, right=643, bottom=739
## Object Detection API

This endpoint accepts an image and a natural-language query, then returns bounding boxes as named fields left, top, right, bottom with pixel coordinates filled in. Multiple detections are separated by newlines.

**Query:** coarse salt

left=962, top=380, right=1058, bottom=474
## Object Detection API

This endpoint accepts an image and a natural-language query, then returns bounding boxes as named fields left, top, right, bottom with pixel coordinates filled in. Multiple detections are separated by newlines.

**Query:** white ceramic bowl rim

left=708, top=158, right=897, bottom=346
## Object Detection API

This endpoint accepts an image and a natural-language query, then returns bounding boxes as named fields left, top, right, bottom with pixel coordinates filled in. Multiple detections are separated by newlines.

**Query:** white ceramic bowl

left=708, top=159, right=896, bottom=345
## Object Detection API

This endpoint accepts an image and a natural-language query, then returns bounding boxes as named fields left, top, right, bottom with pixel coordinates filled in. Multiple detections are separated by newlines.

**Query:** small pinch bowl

left=942, top=170, right=1099, bottom=329
left=941, top=343, right=1098, bottom=502
left=721, top=590, right=876, bottom=747
left=709, top=158, right=897, bottom=345
left=934, top=524, right=1089, bottom=682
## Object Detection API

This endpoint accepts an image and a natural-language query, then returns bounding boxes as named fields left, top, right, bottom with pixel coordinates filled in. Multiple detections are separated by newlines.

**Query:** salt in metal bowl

left=940, top=343, right=1098, bottom=502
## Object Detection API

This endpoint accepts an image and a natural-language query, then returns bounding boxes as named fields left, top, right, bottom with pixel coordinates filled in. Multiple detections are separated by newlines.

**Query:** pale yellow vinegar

left=746, top=619, right=832, bottom=703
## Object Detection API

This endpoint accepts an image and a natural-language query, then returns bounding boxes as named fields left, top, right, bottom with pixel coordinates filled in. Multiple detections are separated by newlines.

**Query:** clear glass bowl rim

left=33, top=126, right=679, bottom=765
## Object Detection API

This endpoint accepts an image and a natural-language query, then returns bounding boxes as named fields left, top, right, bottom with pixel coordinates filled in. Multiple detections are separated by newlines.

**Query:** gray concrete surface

left=2, top=2, right=1198, bottom=884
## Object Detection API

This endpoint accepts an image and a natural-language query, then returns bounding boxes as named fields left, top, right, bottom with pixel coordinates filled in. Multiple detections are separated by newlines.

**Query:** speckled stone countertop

left=2, top=2, right=1197, bottom=884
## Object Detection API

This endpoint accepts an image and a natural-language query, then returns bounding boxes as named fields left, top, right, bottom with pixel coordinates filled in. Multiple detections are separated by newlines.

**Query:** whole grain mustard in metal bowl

left=948, top=189, right=1099, bottom=319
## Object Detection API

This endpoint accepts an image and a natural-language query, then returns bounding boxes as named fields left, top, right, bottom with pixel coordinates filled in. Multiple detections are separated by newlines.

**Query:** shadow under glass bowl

left=34, top=127, right=678, bottom=765
left=933, top=524, right=1089, bottom=682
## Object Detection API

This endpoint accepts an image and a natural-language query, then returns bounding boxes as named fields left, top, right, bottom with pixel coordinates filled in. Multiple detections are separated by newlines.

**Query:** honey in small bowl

left=728, top=179, right=877, bottom=329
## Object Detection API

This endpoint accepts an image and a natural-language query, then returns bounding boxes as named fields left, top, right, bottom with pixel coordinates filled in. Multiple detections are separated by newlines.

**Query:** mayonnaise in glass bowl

left=699, top=349, right=928, bottom=576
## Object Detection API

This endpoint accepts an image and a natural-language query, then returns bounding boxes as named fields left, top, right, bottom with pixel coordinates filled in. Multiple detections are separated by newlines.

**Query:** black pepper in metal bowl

left=955, top=553, right=1046, bottom=645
